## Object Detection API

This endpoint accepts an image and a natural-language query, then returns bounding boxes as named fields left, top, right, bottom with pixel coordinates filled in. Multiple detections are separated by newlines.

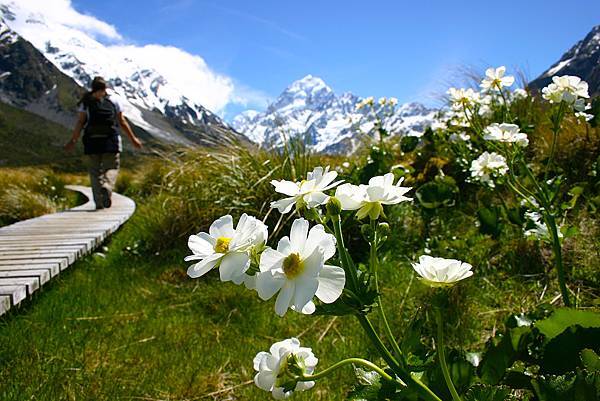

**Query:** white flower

left=254, top=338, right=318, bottom=399
left=447, top=87, right=481, bottom=110
left=412, top=255, right=473, bottom=287
left=186, top=214, right=267, bottom=285
left=335, top=173, right=412, bottom=220
left=470, top=151, right=508, bottom=188
left=389, top=97, right=398, bottom=106
left=483, top=123, right=529, bottom=147
left=542, top=75, right=589, bottom=105
left=255, top=219, right=345, bottom=316
left=524, top=211, right=563, bottom=243
left=342, top=161, right=351, bottom=168
left=575, top=111, right=594, bottom=121
left=270, top=166, right=342, bottom=214
left=512, top=88, right=528, bottom=100
left=378, top=97, right=387, bottom=106
left=449, top=132, right=471, bottom=142
left=356, top=96, right=375, bottom=110
left=480, top=66, right=515, bottom=91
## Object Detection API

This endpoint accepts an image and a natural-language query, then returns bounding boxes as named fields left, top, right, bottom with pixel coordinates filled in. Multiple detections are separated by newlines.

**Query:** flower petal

left=315, top=264, right=346, bottom=303
left=209, top=215, right=234, bottom=238
left=275, top=281, right=295, bottom=316
left=187, top=253, right=222, bottom=278
left=219, top=252, right=250, bottom=282
left=188, top=232, right=215, bottom=257
left=256, top=271, right=285, bottom=300
left=290, top=218, right=309, bottom=252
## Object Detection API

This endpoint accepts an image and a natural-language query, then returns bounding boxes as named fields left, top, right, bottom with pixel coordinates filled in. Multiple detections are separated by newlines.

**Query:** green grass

left=0, top=223, right=568, bottom=400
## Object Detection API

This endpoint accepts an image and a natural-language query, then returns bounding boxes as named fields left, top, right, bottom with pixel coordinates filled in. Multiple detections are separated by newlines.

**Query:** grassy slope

left=0, top=101, right=86, bottom=168
left=0, top=210, right=567, bottom=400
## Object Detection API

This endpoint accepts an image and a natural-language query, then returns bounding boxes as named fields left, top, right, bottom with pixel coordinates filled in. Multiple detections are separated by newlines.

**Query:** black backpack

left=83, top=96, right=119, bottom=138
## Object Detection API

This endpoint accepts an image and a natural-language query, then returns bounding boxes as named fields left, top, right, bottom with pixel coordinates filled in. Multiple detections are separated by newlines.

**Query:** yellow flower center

left=282, top=253, right=303, bottom=279
left=214, top=237, right=231, bottom=254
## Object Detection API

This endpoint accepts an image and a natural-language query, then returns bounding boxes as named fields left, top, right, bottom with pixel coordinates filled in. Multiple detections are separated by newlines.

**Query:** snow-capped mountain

left=0, top=1, right=240, bottom=146
left=529, top=25, right=600, bottom=96
left=232, top=75, right=436, bottom=154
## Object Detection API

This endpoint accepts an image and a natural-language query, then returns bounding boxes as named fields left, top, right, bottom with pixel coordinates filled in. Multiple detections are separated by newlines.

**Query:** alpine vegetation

left=183, top=65, right=600, bottom=400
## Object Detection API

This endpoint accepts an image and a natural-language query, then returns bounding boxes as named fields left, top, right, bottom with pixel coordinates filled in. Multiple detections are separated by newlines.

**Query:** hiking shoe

left=100, top=187, right=112, bottom=209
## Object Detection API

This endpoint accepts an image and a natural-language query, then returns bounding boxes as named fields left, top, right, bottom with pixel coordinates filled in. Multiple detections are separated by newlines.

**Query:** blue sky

left=73, top=0, right=600, bottom=119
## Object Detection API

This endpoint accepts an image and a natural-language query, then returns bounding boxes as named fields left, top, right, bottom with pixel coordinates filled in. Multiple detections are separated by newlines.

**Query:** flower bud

left=377, top=222, right=391, bottom=239
left=361, top=224, right=374, bottom=241
left=326, top=196, right=342, bottom=216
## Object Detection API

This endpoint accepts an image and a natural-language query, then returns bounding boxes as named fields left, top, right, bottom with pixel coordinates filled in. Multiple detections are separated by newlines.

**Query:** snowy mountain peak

left=530, top=24, right=600, bottom=96
left=233, top=76, right=437, bottom=154
left=0, top=0, right=237, bottom=145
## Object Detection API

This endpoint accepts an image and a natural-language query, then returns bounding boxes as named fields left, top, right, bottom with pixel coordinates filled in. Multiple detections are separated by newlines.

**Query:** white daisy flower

left=412, top=255, right=473, bottom=287
left=480, top=66, right=515, bottom=91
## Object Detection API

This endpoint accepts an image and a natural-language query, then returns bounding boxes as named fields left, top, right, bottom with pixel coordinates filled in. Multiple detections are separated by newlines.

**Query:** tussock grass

left=0, top=168, right=84, bottom=226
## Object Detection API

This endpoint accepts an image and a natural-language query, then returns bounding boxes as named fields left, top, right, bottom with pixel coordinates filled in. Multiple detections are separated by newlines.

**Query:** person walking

left=65, top=76, right=142, bottom=209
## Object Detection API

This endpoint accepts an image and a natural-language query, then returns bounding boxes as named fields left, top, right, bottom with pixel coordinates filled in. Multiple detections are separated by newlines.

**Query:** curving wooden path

left=0, top=185, right=135, bottom=316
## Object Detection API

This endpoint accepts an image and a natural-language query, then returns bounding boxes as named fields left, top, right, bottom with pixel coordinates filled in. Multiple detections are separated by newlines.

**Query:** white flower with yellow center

left=447, top=87, right=481, bottom=110
left=335, top=173, right=412, bottom=220
left=469, top=151, right=508, bottom=188
left=186, top=214, right=267, bottom=284
left=253, top=338, right=318, bottom=399
left=412, top=255, right=473, bottom=287
left=542, top=75, right=589, bottom=105
left=480, top=66, right=515, bottom=91
left=255, top=219, right=345, bottom=316
left=483, top=123, right=529, bottom=147
left=270, top=166, right=342, bottom=214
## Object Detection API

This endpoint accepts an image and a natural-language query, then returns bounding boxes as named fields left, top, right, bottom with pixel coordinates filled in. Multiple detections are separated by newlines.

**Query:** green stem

left=299, top=357, right=395, bottom=383
left=370, top=219, right=404, bottom=360
left=331, top=214, right=358, bottom=291
left=544, top=214, right=572, bottom=307
left=435, top=309, right=462, bottom=401
left=544, top=102, right=566, bottom=181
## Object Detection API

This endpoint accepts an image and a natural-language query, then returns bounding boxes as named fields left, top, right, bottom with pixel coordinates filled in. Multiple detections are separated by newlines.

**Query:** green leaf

left=531, top=370, right=600, bottom=401
left=400, top=136, right=420, bottom=153
left=541, top=325, right=600, bottom=374
left=477, top=207, right=501, bottom=236
left=582, top=349, right=600, bottom=373
left=415, top=177, right=458, bottom=209
left=535, top=308, right=600, bottom=341
left=463, top=384, right=512, bottom=401
left=478, top=326, right=533, bottom=385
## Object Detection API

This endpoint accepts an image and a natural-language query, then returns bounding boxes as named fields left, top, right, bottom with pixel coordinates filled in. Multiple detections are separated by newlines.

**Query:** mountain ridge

left=232, top=75, right=437, bottom=154
left=529, top=25, right=600, bottom=96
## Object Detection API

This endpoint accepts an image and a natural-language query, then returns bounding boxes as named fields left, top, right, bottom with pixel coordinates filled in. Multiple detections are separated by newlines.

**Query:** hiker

left=64, top=76, right=142, bottom=209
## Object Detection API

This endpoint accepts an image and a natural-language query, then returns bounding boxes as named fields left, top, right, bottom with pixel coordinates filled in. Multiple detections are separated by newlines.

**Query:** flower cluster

left=542, top=75, right=589, bottom=108
left=469, top=151, right=508, bottom=188
left=483, top=123, right=529, bottom=147
left=335, top=173, right=412, bottom=220
left=271, top=166, right=341, bottom=214
left=254, top=338, right=318, bottom=399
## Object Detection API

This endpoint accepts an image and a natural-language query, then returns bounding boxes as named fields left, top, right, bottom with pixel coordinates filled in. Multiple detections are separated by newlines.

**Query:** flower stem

left=434, top=308, right=462, bottom=401
left=544, top=214, right=572, bottom=307
left=370, top=219, right=404, bottom=360
left=299, top=357, right=395, bottom=383
left=331, top=214, right=359, bottom=291
left=544, top=102, right=566, bottom=181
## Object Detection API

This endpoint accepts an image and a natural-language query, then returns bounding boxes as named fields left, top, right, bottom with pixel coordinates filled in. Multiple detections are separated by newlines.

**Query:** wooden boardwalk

left=0, top=185, right=135, bottom=316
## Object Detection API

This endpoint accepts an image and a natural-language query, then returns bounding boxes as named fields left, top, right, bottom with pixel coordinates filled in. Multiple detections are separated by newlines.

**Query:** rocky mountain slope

left=0, top=1, right=241, bottom=147
left=232, top=75, right=437, bottom=154
left=529, top=25, right=600, bottom=96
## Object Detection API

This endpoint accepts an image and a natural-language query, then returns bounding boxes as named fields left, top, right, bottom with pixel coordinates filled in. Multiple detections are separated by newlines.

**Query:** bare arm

left=64, top=112, right=87, bottom=152
left=118, top=112, right=143, bottom=149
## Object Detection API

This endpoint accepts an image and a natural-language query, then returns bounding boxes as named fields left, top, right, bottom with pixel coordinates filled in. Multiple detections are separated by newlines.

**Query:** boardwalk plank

left=0, top=185, right=134, bottom=316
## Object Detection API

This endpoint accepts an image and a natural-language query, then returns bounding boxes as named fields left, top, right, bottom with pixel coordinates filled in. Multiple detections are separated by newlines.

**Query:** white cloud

left=111, top=44, right=236, bottom=113
left=2, top=0, right=265, bottom=114
left=13, top=0, right=121, bottom=40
